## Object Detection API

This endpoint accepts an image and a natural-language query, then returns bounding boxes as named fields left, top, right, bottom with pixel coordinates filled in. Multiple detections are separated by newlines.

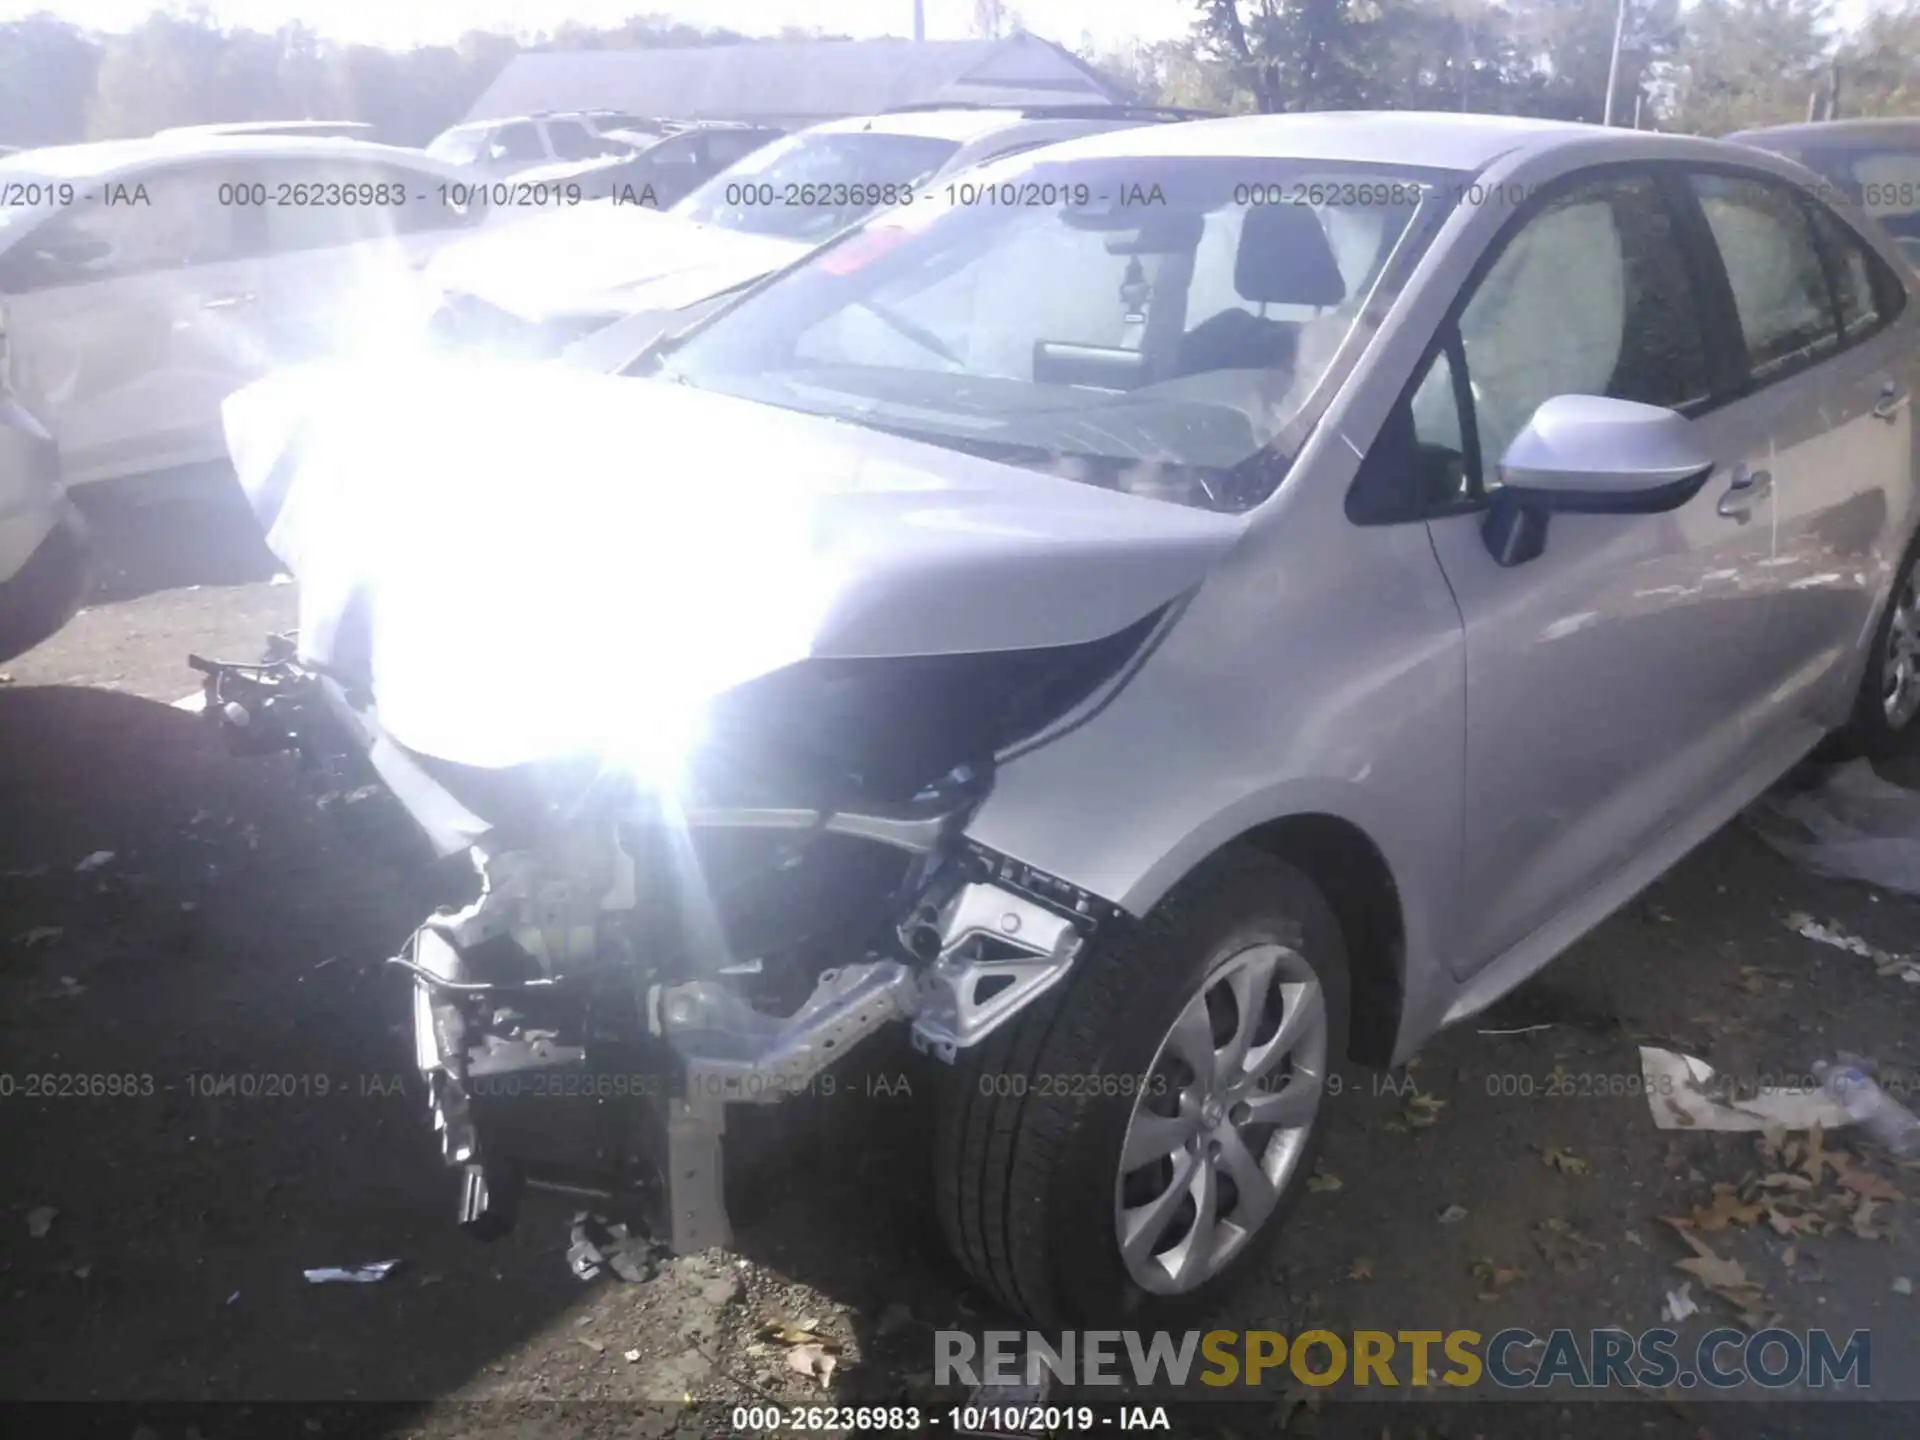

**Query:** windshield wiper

left=859, top=300, right=964, bottom=368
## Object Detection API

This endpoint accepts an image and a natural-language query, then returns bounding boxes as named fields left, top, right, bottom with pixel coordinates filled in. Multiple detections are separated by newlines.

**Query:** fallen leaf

left=1348, top=1257, right=1373, bottom=1280
left=1470, top=1256, right=1527, bottom=1298
left=1830, top=1153, right=1903, bottom=1203
left=1404, top=1093, right=1447, bottom=1128
left=1800, top=1126, right=1834, bottom=1185
left=1542, top=1146, right=1591, bottom=1176
left=1307, top=1171, right=1344, bottom=1194
left=787, top=1344, right=838, bottom=1389
left=1852, top=1195, right=1888, bottom=1241
left=1757, top=1171, right=1815, bottom=1191
left=26, top=1206, right=56, bottom=1239
left=1782, top=1246, right=1798, bottom=1268
left=1436, top=1203, right=1468, bottom=1224
left=767, top=1324, right=831, bottom=1347
left=1691, top=1188, right=1766, bottom=1232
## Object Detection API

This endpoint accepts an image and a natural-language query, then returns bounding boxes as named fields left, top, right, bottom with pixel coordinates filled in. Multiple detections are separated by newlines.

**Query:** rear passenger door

left=1407, top=170, right=1782, bottom=976
left=1687, top=176, right=1918, bottom=727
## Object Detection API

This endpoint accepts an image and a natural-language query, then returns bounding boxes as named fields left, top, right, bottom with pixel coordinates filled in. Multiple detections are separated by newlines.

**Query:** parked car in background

left=209, top=112, right=1920, bottom=1328
left=0, top=391, right=84, bottom=665
left=157, top=121, right=379, bottom=142
left=512, top=123, right=784, bottom=210
left=0, top=134, right=482, bottom=488
left=425, top=111, right=653, bottom=175
left=423, top=103, right=1203, bottom=365
left=1731, top=118, right=1920, bottom=267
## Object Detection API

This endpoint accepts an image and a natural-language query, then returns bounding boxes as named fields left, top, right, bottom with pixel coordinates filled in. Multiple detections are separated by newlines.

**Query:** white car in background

left=0, top=393, right=84, bottom=664
left=425, top=111, right=659, bottom=176
left=423, top=104, right=1205, bottom=369
left=0, top=134, right=483, bottom=489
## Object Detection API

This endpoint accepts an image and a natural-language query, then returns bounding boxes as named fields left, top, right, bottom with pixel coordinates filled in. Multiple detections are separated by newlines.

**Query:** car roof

left=1730, top=117, right=1920, bottom=150
left=1011, top=110, right=1787, bottom=173
left=799, top=106, right=1133, bottom=143
left=0, top=133, right=456, bottom=179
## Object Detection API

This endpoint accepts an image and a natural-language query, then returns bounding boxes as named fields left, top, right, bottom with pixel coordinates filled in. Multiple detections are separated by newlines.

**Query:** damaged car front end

left=193, top=347, right=1217, bottom=1255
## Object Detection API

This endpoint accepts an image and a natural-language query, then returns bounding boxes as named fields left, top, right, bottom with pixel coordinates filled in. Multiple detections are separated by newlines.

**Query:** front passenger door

left=1414, top=171, right=1781, bottom=976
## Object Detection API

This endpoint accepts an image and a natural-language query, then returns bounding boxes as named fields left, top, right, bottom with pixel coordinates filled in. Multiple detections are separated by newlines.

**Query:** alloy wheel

left=1113, top=941, right=1327, bottom=1295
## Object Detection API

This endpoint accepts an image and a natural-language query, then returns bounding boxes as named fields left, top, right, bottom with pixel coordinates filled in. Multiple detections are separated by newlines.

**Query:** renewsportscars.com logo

left=936, top=1327, right=1872, bottom=1391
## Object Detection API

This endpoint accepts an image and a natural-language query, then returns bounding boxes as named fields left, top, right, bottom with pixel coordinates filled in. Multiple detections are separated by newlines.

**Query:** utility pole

left=1602, top=0, right=1629, bottom=126
left=914, top=0, right=926, bottom=42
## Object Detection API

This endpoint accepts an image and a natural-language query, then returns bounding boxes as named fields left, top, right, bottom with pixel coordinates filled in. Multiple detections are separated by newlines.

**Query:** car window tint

left=1806, top=202, right=1885, bottom=340
left=1409, top=342, right=1470, bottom=506
left=547, top=121, right=596, bottom=161
left=493, top=123, right=543, bottom=162
left=1458, top=175, right=1711, bottom=484
left=1690, top=173, right=1838, bottom=381
left=4, top=165, right=242, bottom=287
left=707, top=131, right=772, bottom=167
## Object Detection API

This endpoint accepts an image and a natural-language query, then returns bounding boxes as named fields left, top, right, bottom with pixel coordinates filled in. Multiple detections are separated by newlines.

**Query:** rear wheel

left=933, top=847, right=1349, bottom=1326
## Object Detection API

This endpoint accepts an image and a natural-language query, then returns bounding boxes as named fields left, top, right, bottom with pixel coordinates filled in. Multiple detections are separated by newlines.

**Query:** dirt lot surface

left=2, top=478, right=1918, bottom=1439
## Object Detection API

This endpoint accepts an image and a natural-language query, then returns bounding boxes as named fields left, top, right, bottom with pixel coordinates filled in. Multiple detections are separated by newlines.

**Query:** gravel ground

left=0, top=477, right=1916, bottom=1439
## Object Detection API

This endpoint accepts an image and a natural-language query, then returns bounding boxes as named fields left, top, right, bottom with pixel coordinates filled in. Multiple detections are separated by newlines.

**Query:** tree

left=1672, top=0, right=1833, bottom=134
left=0, top=14, right=98, bottom=148
left=1835, top=0, right=1920, bottom=117
left=1193, top=0, right=1394, bottom=112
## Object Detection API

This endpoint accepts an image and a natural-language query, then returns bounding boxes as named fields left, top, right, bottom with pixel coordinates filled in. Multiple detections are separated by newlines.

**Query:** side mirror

left=1481, top=395, right=1716, bottom=567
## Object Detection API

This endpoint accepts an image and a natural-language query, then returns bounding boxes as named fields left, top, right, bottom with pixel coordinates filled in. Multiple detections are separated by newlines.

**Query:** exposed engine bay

left=186, top=624, right=1135, bottom=1253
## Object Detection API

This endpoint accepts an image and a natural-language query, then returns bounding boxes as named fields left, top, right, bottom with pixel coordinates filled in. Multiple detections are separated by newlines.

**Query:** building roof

left=461, top=35, right=1125, bottom=126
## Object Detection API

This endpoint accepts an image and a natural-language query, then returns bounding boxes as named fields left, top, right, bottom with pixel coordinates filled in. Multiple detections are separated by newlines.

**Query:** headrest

left=1235, top=203, right=1347, bottom=307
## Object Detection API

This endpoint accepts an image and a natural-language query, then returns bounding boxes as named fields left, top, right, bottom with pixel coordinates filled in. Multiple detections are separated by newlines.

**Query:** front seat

left=1175, top=203, right=1348, bottom=377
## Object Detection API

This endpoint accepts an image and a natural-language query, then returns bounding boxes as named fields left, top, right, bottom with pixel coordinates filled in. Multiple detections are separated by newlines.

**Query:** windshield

left=427, top=126, right=489, bottom=166
left=651, top=155, right=1447, bottom=512
left=670, top=130, right=961, bottom=241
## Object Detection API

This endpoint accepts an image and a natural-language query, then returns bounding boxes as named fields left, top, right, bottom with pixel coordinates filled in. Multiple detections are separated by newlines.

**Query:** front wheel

left=933, top=848, right=1349, bottom=1327
left=1844, top=532, right=1920, bottom=758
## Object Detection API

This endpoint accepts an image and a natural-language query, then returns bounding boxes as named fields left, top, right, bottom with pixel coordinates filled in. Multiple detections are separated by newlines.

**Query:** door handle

left=200, top=293, right=257, bottom=311
left=1717, top=464, right=1772, bottom=520
left=1873, top=383, right=1910, bottom=422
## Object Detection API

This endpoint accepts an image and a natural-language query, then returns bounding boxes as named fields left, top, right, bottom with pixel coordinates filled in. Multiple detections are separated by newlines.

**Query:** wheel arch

left=1146, top=812, right=1408, bottom=1070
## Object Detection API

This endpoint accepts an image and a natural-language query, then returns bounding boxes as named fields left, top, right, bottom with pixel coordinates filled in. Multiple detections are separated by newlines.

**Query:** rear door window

left=1689, top=172, right=1840, bottom=381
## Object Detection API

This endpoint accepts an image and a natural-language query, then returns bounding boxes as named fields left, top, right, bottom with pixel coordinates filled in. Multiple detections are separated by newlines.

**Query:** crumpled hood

left=427, top=204, right=807, bottom=322
left=223, top=358, right=1241, bottom=770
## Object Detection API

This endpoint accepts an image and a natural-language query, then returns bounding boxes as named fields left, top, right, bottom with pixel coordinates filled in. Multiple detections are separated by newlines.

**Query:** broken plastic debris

left=566, top=1211, right=654, bottom=1283
left=73, top=851, right=114, bottom=873
left=303, top=1260, right=401, bottom=1284
left=1662, top=1282, right=1698, bottom=1322
left=1750, top=760, right=1920, bottom=896
left=1784, top=912, right=1920, bottom=984
left=1817, top=1061, right=1920, bottom=1158
left=26, top=1205, right=56, bottom=1239
left=1639, top=1046, right=1854, bottom=1132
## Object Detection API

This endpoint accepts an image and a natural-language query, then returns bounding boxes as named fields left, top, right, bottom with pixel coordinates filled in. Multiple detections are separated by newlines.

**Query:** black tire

left=1842, top=528, right=1920, bottom=760
left=932, top=846, right=1350, bottom=1327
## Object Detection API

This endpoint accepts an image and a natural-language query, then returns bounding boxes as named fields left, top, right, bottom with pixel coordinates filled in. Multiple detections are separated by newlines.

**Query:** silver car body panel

left=225, top=114, right=1920, bottom=1073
